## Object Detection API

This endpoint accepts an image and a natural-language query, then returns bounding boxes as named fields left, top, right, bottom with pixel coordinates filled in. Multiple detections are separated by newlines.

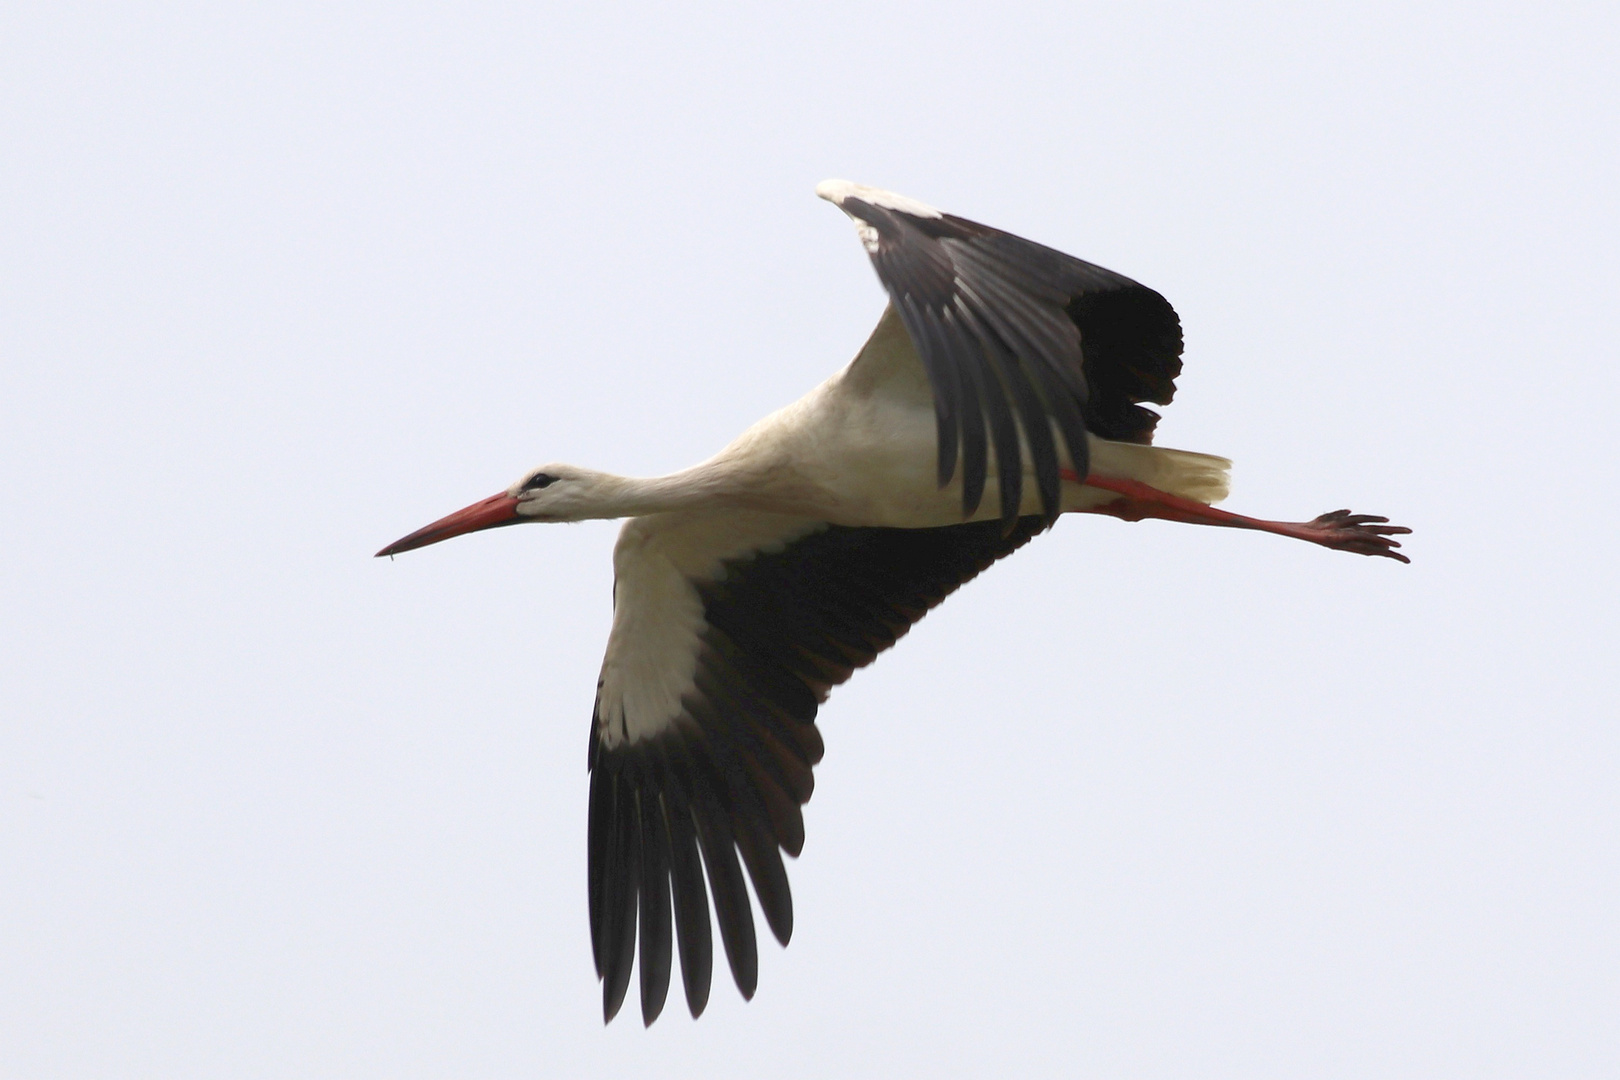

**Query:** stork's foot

left=1301, top=510, right=1411, bottom=562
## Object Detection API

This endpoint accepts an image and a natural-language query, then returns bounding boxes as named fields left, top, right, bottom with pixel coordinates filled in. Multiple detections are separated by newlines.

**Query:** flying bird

left=377, top=180, right=1410, bottom=1025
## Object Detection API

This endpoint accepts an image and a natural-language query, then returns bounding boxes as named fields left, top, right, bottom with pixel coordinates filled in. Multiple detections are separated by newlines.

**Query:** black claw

left=1310, top=508, right=1413, bottom=563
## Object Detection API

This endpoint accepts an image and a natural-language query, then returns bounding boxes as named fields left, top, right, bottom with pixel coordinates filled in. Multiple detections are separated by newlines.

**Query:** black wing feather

left=690, top=784, right=759, bottom=1000
left=635, top=788, right=673, bottom=1026
left=840, top=195, right=1184, bottom=523
left=926, top=307, right=990, bottom=515
left=946, top=305, right=1025, bottom=526
left=896, top=294, right=963, bottom=488
left=587, top=515, right=1052, bottom=1023
left=598, top=771, right=638, bottom=1022
left=661, top=780, right=713, bottom=1018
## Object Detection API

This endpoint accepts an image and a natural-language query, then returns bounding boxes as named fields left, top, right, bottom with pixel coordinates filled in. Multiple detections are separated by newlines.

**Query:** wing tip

left=814, top=178, right=854, bottom=205
left=815, top=179, right=942, bottom=219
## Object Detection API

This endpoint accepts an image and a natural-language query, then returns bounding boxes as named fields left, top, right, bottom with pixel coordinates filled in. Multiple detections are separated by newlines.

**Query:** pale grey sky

left=3, top=2, right=1616, bottom=1076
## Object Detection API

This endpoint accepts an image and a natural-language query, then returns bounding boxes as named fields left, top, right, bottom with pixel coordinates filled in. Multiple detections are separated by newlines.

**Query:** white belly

left=752, top=388, right=1224, bottom=527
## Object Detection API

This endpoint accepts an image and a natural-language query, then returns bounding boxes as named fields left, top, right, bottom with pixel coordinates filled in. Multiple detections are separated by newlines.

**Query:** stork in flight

left=377, top=180, right=1410, bottom=1026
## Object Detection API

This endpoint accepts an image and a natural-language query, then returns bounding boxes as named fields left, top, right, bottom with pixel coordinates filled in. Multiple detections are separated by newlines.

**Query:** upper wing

left=588, top=509, right=1051, bottom=1024
left=818, top=180, right=1184, bottom=525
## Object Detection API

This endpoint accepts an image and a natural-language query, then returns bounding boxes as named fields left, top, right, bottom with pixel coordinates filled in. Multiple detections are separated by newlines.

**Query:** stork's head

left=374, top=463, right=603, bottom=557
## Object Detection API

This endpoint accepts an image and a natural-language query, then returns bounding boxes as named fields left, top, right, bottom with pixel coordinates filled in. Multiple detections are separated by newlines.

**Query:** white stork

left=377, top=180, right=1410, bottom=1026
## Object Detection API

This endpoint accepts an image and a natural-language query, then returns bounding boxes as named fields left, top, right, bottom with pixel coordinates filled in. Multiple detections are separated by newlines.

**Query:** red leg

left=1060, top=470, right=1412, bottom=563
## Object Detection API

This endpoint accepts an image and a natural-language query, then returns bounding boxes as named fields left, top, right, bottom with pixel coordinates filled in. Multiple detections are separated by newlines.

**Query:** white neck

left=542, top=461, right=756, bottom=522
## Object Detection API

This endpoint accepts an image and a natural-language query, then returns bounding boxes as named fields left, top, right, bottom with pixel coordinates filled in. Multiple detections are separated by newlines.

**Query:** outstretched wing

left=588, top=509, right=1051, bottom=1024
left=818, top=180, right=1184, bottom=524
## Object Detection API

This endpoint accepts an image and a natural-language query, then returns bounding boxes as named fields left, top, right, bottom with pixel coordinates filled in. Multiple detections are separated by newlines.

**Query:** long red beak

left=375, top=492, right=522, bottom=557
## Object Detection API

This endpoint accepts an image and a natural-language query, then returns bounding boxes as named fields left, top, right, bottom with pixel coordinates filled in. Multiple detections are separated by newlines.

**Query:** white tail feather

left=1089, top=439, right=1232, bottom=505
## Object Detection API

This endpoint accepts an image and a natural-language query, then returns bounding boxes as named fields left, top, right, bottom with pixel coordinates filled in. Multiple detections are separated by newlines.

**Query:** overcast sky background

left=3, top=2, right=1617, bottom=1077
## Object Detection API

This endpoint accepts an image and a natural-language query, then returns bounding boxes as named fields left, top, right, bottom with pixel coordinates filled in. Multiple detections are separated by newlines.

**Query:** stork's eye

left=521, top=473, right=558, bottom=491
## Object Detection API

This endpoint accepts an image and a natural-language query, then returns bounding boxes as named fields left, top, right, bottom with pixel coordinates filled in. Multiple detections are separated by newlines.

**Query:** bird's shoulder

left=598, top=510, right=828, bottom=748
left=836, top=301, right=932, bottom=401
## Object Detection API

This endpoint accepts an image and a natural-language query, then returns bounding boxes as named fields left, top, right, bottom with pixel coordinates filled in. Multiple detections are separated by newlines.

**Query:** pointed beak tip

left=373, top=492, right=521, bottom=559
